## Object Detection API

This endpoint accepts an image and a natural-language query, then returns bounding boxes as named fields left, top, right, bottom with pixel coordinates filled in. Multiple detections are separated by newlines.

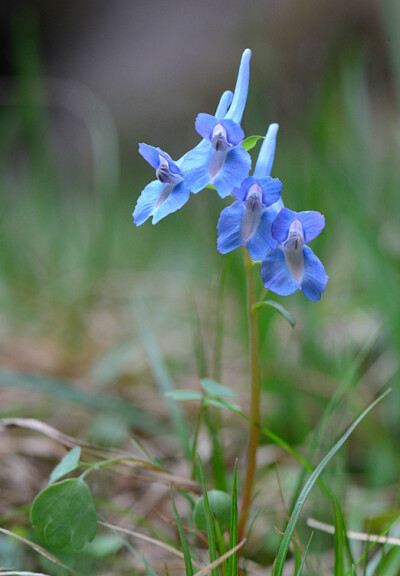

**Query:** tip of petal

left=242, top=48, right=252, bottom=60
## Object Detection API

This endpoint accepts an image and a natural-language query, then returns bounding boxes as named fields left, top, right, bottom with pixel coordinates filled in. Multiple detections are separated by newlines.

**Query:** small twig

left=193, top=539, right=246, bottom=576
left=307, top=518, right=400, bottom=546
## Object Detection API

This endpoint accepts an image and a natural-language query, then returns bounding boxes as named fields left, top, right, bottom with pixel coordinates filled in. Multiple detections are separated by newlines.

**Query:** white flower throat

left=155, top=155, right=183, bottom=209
left=242, top=183, right=264, bottom=241
left=209, top=123, right=230, bottom=179
left=283, top=219, right=305, bottom=284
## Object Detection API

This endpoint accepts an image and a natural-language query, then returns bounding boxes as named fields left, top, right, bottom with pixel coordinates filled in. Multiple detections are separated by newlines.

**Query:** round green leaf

left=194, top=490, right=231, bottom=532
left=31, top=478, right=97, bottom=550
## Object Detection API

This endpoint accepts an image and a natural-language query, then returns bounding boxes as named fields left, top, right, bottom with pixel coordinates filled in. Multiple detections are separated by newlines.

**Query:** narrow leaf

left=272, top=389, right=391, bottom=576
left=164, top=390, right=204, bottom=401
left=214, top=519, right=228, bottom=576
left=295, top=533, right=313, bottom=576
left=253, top=300, right=296, bottom=328
left=206, top=398, right=241, bottom=411
left=228, top=461, right=238, bottom=576
left=169, top=487, right=194, bottom=576
left=201, top=379, right=237, bottom=398
left=197, top=456, right=218, bottom=576
left=49, top=447, right=81, bottom=484
left=333, top=494, right=345, bottom=576
left=242, top=135, right=264, bottom=152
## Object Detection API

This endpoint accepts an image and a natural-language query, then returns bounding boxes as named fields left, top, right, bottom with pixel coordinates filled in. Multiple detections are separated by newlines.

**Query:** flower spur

left=132, top=89, right=234, bottom=226
left=217, top=123, right=283, bottom=260
left=182, top=49, right=252, bottom=198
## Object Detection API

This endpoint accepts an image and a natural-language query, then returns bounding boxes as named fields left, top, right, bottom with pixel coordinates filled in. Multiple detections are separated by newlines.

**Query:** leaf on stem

left=31, top=478, right=97, bottom=550
left=165, top=390, right=204, bottom=401
left=253, top=300, right=296, bottom=328
left=49, top=447, right=81, bottom=485
left=242, top=135, right=264, bottom=151
left=200, top=379, right=237, bottom=398
left=169, top=487, right=194, bottom=576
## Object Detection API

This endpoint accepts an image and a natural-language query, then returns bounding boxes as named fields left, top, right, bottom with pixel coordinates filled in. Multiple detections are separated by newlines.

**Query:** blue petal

left=195, top=113, right=218, bottom=141
left=221, top=119, right=245, bottom=146
left=225, top=49, right=251, bottom=124
left=260, top=248, right=299, bottom=296
left=271, top=208, right=297, bottom=244
left=297, top=211, right=325, bottom=243
left=215, top=90, right=233, bottom=119
left=232, top=176, right=254, bottom=202
left=165, top=154, right=183, bottom=177
left=138, top=143, right=160, bottom=170
left=213, top=146, right=251, bottom=198
left=270, top=198, right=285, bottom=217
left=152, top=181, right=191, bottom=224
left=217, top=202, right=244, bottom=254
left=253, top=123, right=279, bottom=178
left=133, top=180, right=164, bottom=226
left=301, top=246, right=329, bottom=301
left=258, top=176, right=283, bottom=206
left=246, top=209, right=278, bottom=260
left=182, top=140, right=212, bottom=194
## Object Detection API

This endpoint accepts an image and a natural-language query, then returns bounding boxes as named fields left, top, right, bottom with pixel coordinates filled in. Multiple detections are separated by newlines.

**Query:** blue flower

left=217, top=176, right=282, bottom=260
left=182, top=49, right=252, bottom=198
left=217, top=123, right=283, bottom=260
left=260, top=208, right=329, bottom=301
left=133, top=144, right=191, bottom=226
left=133, top=90, right=234, bottom=226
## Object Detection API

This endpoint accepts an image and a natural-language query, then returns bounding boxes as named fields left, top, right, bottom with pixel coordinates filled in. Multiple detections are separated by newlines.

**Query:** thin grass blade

left=196, top=456, right=218, bottom=576
left=169, top=486, right=194, bottom=576
left=295, top=533, right=313, bottom=576
left=228, top=461, right=238, bottom=576
left=273, top=388, right=391, bottom=576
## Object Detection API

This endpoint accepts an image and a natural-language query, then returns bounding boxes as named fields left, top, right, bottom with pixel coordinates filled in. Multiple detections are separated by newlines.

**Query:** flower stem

left=238, top=248, right=261, bottom=542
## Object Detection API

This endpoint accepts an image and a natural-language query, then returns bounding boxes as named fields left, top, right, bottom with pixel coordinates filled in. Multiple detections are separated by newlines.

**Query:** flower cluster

left=133, top=49, right=328, bottom=301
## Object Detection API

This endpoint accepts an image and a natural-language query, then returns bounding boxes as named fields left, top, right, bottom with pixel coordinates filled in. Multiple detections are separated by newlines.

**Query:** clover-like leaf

left=31, top=478, right=97, bottom=551
left=49, top=447, right=81, bottom=485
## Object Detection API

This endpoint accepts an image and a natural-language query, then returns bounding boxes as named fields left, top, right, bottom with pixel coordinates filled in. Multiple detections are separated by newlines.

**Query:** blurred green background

left=0, top=0, right=400, bottom=572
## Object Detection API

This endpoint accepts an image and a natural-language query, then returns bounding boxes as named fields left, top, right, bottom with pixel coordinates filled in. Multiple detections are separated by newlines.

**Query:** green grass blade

left=143, top=555, right=160, bottom=576
left=332, top=494, right=345, bottom=576
left=213, top=397, right=330, bottom=496
left=295, top=533, right=313, bottom=576
left=196, top=456, right=218, bottom=576
left=228, top=461, right=238, bottom=576
left=332, top=493, right=355, bottom=570
left=272, top=389, right=391, bottom=576
left=293, top=542, right=302, bottom=576
left=214, top=518, right=228, bottom=576
left=289, top=328, right=382, bottom=513
left=169, top=487, right=194, bottom=576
